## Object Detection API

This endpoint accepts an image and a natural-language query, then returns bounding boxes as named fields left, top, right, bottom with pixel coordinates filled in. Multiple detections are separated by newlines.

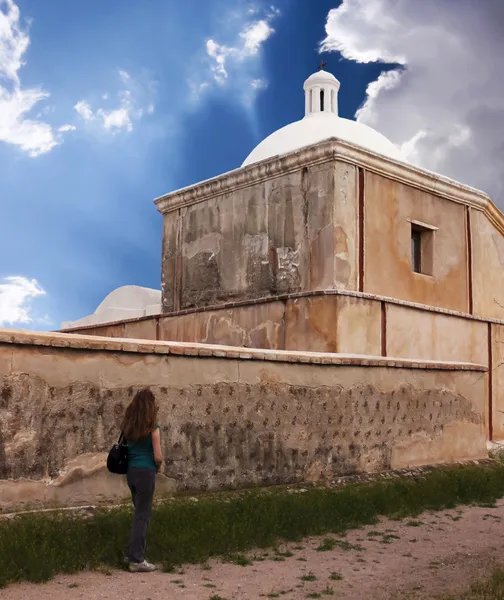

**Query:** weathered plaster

left=0, top=330, right=488, bottom=511
left=387, top=305, right=488, bottom=364
left=472, top=210, right=504, bottom=320
left=0, top=453, right=175, bottom=513
left=284, top=296, right=338, bottom=352
left=364, top=172, right=469, bottom=312
left=159, top=159, right=359, bottom=312
left=492, top=324, right=504, bottom=441
left=336, top=295, right=382, bottom=356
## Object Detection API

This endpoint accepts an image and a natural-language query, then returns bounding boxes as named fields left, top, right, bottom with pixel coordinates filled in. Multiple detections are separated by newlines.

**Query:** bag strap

left=118, top=432, right=126, bottom=444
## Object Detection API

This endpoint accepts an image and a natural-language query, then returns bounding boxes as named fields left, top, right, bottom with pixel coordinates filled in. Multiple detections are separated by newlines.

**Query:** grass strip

left=1, top=462, right=503, bottom=587
left=417, top=566, right=504, bottom=599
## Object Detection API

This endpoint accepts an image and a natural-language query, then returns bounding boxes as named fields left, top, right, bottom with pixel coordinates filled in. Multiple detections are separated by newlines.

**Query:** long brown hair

left=121, top=388, right=158, bottom=442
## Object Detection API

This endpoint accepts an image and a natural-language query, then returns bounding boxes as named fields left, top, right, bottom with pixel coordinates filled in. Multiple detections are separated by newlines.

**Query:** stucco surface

left=160, top=161, right=358, bottom=312
left=161, top=211, right=179, bottom=313
left=472, top=209, right=504, bottom=320
left=491, top=323, right=504, bottom=441
left=386, top=304, right=488, bottom=364
left=0, top=330, right=488, bottom=511
left=159, top=302, right=284, bottom=350
left=364, top=172, right=469, bottom=312
left=284, top=295, right=381, bottom=355
left=334, top=295, right=382, bottom=355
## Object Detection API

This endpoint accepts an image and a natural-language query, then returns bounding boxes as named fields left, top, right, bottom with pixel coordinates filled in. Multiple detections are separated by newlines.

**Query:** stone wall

left=0, top=329, right=488, bottom=511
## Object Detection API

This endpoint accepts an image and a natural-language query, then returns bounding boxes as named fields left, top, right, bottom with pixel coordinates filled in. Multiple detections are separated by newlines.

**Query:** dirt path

left=2, top=500, right=504, bottom=600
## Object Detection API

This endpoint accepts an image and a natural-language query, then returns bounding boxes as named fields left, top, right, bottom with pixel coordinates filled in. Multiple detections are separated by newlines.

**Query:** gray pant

left=126, top=468, right=156, bottom=563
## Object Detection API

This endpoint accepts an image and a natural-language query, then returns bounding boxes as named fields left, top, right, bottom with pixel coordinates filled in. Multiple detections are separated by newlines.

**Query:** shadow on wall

left=0, top=453, right=175, bottom=514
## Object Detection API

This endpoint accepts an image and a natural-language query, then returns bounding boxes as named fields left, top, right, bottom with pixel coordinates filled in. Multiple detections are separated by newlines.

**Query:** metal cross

left=318, top=59, right=327, bottom=71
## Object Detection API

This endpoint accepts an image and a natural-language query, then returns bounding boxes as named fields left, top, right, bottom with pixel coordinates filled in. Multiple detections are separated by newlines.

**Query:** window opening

left=320, top=89, right=325, bottom=112
left=411, top=228, right=422, bottom=273
left=410, top=221, right=435, bottom=276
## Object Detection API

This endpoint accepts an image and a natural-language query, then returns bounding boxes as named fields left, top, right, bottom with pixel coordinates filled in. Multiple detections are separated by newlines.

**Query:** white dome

left=61, top=285, right=161, bottom=329
left=242, top=68, right=406, bottom=167
left=303, top=70, right=339, bottom=87
left=242, top=114, right=405, bottom=166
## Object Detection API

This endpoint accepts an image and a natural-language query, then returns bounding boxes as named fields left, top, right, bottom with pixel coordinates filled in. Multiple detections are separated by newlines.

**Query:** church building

left=62, top=66, right=504, bottom=446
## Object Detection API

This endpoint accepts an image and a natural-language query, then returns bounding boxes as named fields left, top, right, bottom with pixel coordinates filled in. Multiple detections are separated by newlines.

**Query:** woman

left=122, top=388, right=163, bottom=573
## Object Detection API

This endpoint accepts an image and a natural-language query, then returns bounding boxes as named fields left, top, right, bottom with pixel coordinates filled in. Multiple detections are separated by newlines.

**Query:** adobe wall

left=160, top=159, right=358, bottom=312
left=471, top=209, right=504, bottom=320
left=0, top=329, right=488, bottom=512
left=59, top=289, right=504, bottom=442
left=363, top=172, right=470, bottom=312
left=155, top=139, right=504, bottom=322
left=491, top=324, right=504, bottom=441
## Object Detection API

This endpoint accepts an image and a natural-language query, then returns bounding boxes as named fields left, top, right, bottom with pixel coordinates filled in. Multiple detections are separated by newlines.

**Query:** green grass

left=316, top=538, right=337, bottom=552
left=223, top=553, right=252, bottom=567
left=460, top=567, right=504, bottom=599
left=411, top=566, right=504, bottom=599
left=0, top=462, right=504, bottom=588
left=333, top=539, right=363, bottom=551
left=406, top=520, right=424, bottom=527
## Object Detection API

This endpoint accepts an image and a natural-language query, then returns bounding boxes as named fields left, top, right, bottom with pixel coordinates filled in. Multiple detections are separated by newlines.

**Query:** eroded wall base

left=0, top=330, right=488, bottom=512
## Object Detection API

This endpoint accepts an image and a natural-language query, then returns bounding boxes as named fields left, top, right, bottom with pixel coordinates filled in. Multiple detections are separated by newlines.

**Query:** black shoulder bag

left=106, top=432, right=129, bottom=474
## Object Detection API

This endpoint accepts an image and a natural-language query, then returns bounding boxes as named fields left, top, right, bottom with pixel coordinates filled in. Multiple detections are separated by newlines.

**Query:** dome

left=242, top=68, right=406, bottom=167
left=60, top=285, right=161, bottom=329
left=303, top=70, right=339, bottom=87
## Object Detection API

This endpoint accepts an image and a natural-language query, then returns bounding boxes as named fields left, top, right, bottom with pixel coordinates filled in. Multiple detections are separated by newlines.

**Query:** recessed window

left=320, top=89, right=325, bottom=111
left=411, top=228, right=422, bottom=273
left=409, top=220, right=436, bottom=276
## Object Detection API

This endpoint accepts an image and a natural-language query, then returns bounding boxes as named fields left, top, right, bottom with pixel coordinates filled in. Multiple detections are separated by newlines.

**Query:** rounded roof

left=242, top=113, right=405, bottom=167
left=60, top=285, right=161, bottom=329
left=303, top=70, right=340, bottom=88
left=96, top=285, right=161, bottom=312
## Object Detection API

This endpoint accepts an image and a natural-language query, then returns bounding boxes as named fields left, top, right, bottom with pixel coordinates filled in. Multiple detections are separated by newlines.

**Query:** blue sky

left=0, top=0, right=502, bottom=329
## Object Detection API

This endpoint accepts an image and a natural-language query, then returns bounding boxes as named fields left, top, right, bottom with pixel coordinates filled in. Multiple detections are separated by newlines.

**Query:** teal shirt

left=127, top=425, right=159, bottom=470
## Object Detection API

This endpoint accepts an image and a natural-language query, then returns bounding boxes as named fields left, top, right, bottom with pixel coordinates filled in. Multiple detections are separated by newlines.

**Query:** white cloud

left=0, top=276, right=46, bottom=326
left=74, top=100, right=93, bottom=121
left=321, top=0, right=504, bottom=207
left=191, top=5, right=279, bottom=106
left=0, top=0, right=71, bottom=157
left=74, top=70, right=154, bottom=134
left=206, top=39, right=229, bottom=84
left=251, top=79, right=267, bottom=90
left=57, top=124, right=76, bottom=133
left=239, top=19, right=275, bottom=55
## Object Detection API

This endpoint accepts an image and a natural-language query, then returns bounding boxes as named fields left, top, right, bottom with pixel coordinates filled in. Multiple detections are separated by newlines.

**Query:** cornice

left=153, top=137, right=503, bottom=235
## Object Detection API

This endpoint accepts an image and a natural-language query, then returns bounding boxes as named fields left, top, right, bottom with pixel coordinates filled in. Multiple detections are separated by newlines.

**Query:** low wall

left=59, top=290, right=504, bottom=441
left=0, top=329, right=488, bottom=511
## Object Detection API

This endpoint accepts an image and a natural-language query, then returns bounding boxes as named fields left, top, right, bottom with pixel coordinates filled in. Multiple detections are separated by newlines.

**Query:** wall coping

left=153, top=137, right=504, bottom=237
left=0, top=328, right=487, bottom=372
left=57, top=288, right=504, bottom=334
